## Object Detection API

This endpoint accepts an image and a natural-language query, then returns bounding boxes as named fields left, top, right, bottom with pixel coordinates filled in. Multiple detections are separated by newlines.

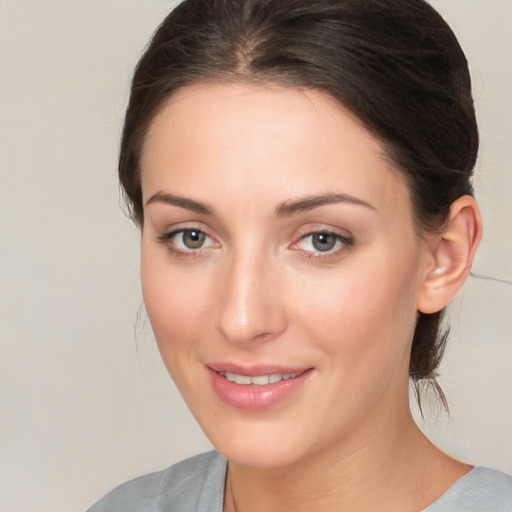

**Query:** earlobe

left=417, top=195, right=483, bottom=314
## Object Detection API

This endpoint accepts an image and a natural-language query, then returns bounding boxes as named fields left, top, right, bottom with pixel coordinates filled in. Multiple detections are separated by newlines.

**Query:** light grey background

left=0, top=1, right=510, bottom=511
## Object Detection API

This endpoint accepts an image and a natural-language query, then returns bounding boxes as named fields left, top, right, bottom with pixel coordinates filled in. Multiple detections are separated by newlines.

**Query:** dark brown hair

left=119, top=0, right=478, bottom=405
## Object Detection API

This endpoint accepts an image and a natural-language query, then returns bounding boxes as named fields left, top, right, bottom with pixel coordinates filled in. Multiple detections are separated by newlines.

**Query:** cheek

left=289, top=253, right=420, bottom=380
left=140, top=248, right=213, bottom=368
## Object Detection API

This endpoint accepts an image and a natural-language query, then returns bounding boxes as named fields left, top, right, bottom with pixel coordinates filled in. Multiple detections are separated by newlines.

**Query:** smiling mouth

left=217, top=370, right=307, bottom=386
left=209, top=366, right=313, bottom=410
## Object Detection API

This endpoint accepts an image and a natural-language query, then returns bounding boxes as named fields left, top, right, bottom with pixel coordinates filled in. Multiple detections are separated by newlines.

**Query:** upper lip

left=206, top=362, right=312, bottom=377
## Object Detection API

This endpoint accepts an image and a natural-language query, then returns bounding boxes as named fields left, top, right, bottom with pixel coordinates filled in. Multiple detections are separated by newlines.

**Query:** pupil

left=312, top=233, right=336, bottom=252
left=183, top=230, right=205, bottom=249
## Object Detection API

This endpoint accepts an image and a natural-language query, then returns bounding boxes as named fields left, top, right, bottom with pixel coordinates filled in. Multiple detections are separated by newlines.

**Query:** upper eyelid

left=156, top=226, right=216, bottom=247
left=155, top=222, right=353, bottom=247
left=299, top=229, right=351, bottom=239
left=293, top=224, right=353, bottom=240
left=290, top=227, right=354, bottom=254
left=157, top=228, right=219, bottom=256
left=158, top=222, right=213, bottom=237
left=294, top=231, right=352, bottom=247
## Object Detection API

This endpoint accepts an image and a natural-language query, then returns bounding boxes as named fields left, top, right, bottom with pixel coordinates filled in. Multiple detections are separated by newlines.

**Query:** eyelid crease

left=155, top=223, right=354, bottom=262
left=157, top=226, right=213, bottom=243
left=156, top=227, right=219, bottom=259
left=295, top=230, right=353, bottom=246
left=292, top=223, right=353, bottom=242
left=289, top=229, right=355, bottom=261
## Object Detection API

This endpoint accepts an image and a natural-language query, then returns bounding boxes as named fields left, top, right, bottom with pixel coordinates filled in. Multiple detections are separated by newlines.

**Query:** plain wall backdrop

left=0, top=1, right=510, bottom=511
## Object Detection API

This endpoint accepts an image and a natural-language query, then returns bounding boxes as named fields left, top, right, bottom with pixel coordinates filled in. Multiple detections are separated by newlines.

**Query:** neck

left=224, top=398, right=469, bottom=512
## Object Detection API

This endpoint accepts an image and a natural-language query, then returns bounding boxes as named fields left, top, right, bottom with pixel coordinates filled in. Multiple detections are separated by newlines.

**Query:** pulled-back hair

left=119, top=0, right=478, bottom=405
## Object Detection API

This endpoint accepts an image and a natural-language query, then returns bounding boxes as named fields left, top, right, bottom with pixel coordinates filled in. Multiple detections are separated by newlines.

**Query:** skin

left=139, top=83, right=475, bottom=511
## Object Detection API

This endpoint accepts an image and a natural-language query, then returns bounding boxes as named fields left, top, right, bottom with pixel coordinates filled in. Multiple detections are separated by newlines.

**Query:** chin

left=201, top=411, right=341, bottom=470
left=195, top=413, right=305, bottom=468
left=217, top=439, right=303, bottom=469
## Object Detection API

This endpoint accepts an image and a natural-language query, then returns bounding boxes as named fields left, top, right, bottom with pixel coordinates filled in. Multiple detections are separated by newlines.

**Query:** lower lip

left=208, top=368, right=313, bottom=411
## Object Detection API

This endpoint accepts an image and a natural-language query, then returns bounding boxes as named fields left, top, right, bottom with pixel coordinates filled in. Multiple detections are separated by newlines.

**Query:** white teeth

left=235, top=374, right=252, bottom=385
left=219, top=371, right=302, bottom=385
left=251, top=375, right=270, bottom=385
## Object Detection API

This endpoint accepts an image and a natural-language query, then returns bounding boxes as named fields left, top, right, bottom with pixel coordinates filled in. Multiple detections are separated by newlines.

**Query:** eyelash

left=157, top=228, right=217, bottom=258
left=291, top=230, right=354, bottom=260
left=156, top=227, right=353, bottom=260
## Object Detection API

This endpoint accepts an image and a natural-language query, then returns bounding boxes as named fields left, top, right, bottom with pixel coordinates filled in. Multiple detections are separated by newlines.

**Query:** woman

left=88, top=0, right=512, bottom=510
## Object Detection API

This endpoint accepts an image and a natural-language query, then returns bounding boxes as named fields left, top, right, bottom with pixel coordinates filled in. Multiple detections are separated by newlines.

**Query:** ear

left=417, top=195, right=483, bottom=314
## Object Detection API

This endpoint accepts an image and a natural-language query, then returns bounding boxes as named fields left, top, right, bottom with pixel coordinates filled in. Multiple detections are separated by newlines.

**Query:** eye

left=292, top=230, right=353, bottom=256
left=157, top=228, right=217, bottom=255
left=178, top=229, right=207, bottom=249
left=307, top=232, right=338, bottom=252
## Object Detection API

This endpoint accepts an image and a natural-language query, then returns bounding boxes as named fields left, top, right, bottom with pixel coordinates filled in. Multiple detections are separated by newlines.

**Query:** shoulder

left=425, top=467, right=512, bottom=511
left=86, top=451, right=227, bottom=512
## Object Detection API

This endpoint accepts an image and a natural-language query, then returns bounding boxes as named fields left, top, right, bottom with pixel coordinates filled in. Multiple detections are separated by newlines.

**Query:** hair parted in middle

left=119, top=0, right=479, bottom=407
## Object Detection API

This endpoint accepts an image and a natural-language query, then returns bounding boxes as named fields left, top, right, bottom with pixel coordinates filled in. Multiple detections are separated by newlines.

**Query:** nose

left=213, top=251, right=288, bottom=346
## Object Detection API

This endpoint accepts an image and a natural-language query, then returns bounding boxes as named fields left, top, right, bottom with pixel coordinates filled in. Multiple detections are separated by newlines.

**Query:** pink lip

left=206, top=363, right=313, bottom=411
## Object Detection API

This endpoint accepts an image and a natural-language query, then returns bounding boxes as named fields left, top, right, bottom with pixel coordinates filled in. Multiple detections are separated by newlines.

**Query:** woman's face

left=140, top=83, right=432, bottom=468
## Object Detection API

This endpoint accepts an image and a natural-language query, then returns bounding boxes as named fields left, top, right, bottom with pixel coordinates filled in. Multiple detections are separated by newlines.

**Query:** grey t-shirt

left=87, top=451, right=512, bottom=511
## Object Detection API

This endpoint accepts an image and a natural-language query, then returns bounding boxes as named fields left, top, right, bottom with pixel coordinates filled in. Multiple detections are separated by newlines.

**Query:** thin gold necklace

left=228, top=463, right=239, bottom=512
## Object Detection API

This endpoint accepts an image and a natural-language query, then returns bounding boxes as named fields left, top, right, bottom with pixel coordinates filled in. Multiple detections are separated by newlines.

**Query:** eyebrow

left=145, top=191, right=375, bottom=218
left=275, top=193, right=376, bottom=218
left=145, top=191, right=214, bottom=215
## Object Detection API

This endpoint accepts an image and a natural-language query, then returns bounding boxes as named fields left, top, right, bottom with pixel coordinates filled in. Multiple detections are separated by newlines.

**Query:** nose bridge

left=214, top=243, right=286, bottom=345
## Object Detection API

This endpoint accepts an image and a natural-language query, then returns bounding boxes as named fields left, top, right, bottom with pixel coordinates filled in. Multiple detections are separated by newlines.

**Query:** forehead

left=140, top=83, right=412, bottom=219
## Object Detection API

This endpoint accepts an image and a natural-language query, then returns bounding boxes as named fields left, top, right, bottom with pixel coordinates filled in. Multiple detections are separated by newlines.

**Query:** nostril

left=213, top=295, right=287, bottom=346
